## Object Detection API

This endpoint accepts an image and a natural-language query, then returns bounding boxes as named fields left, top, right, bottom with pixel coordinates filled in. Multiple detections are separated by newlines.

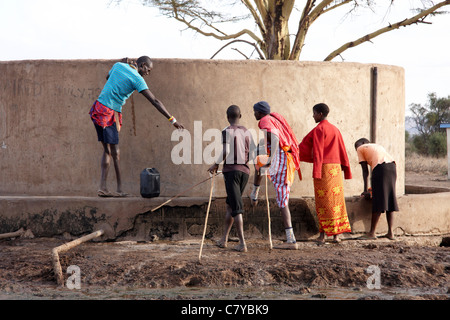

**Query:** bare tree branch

left=113, top=0, right=450, bottom=61
left=324, top=0, right=450, bottom=61
left=289, top=0, right=316, bottom=60
left=323, top=0, right=353, bottom=14
left=254, top=0, right=269, bottom=22
left=210, top=39, right=266, bottom=59
left=309, top=0, right=335, bottom=23
left=163, top=1, right=263, bottom=44
left=241, top=0, right=266, bottom=36
left=232, top=48, right=250, bottom=59
left=174, top=14, right=262, bottom=43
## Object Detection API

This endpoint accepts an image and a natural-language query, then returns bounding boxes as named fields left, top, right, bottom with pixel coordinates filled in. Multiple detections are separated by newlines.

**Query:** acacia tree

left=115, top=0, right=450, bottom=60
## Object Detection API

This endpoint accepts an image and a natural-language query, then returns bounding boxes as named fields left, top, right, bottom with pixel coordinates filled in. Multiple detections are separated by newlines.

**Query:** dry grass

left=405, top=153, right=448, bottom=175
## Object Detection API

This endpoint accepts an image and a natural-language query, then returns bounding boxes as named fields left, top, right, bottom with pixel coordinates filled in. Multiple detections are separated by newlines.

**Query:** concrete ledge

left=405, top=184, right=450, bottom=194
left=347, top=192, right=450, bottom=236
left=1, top=191, right=449, bottom=241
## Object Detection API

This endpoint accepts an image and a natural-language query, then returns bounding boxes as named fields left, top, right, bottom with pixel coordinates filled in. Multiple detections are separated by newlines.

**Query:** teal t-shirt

left=98, top=63, right=149, bottom=112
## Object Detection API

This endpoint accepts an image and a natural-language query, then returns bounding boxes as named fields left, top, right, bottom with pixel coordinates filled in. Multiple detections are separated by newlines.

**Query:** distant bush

left=411, top=132, right=447, bottom=157
left=407, top=92, right=449, bottom=158
left=428, top=132, right=447, bottom=157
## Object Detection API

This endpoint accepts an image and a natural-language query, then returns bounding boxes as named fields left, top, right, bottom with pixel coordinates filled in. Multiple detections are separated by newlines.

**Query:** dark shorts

left=223, top=171, right=249, bottom=217
left=94, top=122, right=119, bottom=145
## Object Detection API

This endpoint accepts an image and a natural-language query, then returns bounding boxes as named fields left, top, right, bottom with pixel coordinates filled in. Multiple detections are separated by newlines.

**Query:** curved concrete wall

left=0, top=59, right=405, bottom=198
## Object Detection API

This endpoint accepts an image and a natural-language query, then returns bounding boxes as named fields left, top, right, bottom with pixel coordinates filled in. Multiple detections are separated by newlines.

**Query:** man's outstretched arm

left=140, top=89, right=184, bottom=129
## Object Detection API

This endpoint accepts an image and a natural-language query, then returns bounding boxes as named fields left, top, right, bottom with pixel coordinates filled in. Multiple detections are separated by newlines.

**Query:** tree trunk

left=261, top=0, right=294, bottom=60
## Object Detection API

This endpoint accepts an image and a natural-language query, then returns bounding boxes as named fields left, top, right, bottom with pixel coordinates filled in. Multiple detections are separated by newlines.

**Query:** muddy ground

left=0, top=173, right=449, bottom=301
left=0, top=234, right=449, bottom=301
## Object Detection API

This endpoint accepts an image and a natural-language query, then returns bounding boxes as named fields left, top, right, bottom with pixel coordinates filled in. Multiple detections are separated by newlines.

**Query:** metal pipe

left=371, top=67, right=378, bottom=143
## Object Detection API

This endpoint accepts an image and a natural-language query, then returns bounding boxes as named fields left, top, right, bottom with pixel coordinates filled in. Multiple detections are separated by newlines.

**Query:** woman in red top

left=299, top=103, right=352, bottom=243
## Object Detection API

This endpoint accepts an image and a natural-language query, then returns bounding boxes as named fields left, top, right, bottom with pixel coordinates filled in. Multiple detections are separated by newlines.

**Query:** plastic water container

left=140, top=168, right=160, bottom=198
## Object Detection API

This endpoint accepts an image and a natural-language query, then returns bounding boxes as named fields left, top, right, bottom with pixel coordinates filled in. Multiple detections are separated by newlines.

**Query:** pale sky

left=1, top=0, right=449, bottom=114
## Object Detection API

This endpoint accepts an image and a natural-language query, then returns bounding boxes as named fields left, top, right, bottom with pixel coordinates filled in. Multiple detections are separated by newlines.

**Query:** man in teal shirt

left=98, top=61, right=149, bottom=113
left=90, top=56, right=184, bottom=197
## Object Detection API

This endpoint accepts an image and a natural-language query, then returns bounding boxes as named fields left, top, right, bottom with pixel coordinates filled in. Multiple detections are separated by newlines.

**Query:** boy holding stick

left=208, top=105, right=254, bottom=252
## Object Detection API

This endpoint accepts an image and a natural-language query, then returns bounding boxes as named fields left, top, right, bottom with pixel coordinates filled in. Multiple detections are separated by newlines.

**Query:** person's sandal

left=357, top=234, right=377, bottom=240
left=98, top=190, right=113, bottom=197
left=112, top=192, right=129, bottom=197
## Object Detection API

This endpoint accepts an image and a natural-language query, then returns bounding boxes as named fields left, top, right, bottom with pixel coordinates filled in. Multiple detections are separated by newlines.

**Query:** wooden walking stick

left=265, top=172, right=273, bottom=250
left=150, top=172, right=221, bottom=212
left=198, top=173, right=215, bottom=263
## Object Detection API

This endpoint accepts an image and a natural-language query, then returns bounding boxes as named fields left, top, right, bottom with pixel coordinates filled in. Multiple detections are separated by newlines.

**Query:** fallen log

left=0, top=228, right=25, bottom=240
left=52, top=230, right=104, bottom=287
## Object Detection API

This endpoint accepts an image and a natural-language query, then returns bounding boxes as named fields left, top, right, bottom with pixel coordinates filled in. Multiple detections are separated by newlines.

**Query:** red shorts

left=89, top=100, right=122, bottom=128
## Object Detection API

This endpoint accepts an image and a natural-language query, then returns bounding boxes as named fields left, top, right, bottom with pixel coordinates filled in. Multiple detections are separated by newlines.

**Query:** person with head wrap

left=253, top=100, right=271, bottom=114
left=251, top=101, right=302, bottom=250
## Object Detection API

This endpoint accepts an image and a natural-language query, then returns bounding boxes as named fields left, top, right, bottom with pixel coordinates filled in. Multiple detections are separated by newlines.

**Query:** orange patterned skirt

left=313, top=163, right=351, bottom=236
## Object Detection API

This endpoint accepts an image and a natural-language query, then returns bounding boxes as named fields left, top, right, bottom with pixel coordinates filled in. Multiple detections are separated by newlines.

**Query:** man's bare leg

left=316, top=232, right=341, bottom=243
left=385, top=211, right=395, bottom=240
left=368, top=212, right=382, bottom=238
left=109, top=144, right=123, bottom=194
left=233, top=213, right=247, bottom=252
left=280, top=206, right=292, bottom=229
left=316, top=232, right=326, bottom=244
left=218, top=205, right=233, bottom=248
left=274, top=205, right=298, bottom=249
left=99, top=142, right=111, bottom=194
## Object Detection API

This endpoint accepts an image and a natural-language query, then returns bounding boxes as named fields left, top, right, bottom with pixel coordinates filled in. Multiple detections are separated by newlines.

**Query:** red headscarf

left=258, top=113, right=302, bottom=180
